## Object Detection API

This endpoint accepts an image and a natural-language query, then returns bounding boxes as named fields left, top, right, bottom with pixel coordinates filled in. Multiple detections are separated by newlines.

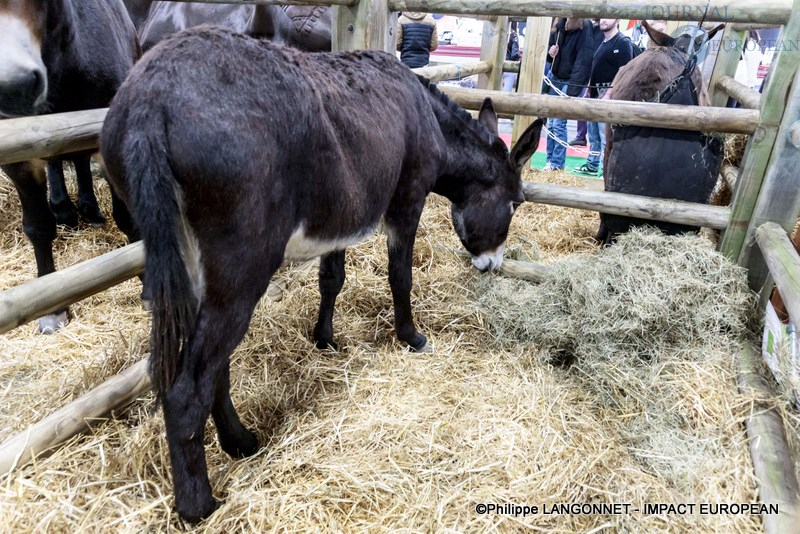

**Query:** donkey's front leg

left=313, top=250, right=346, bottom=350
left=385, top=222, right=431, bottom=353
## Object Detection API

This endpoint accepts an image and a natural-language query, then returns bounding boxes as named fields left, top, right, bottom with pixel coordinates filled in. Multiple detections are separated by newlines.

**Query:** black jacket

left=589, top=32, right=636, bottom=98
left=548, top=18, right=594, bottom=96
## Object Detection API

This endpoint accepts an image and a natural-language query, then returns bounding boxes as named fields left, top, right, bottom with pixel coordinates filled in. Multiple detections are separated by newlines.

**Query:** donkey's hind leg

left=212, top=360, right=259, bottom=458
left=313, top=250, right=346, bottom=350
left=164, top=255, right=281, bottom=522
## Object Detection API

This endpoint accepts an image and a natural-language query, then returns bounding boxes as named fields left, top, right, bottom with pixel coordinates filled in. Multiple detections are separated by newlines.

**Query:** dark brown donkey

left=0, top=0, right=139, bottom=332
left=101, top=27, right=541, bottom=522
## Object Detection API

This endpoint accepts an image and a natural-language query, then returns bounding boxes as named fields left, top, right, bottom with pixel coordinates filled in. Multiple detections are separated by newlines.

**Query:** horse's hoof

left=37, top=311, right=69, bottom=334
left=78, top=204, right=106, bottom=227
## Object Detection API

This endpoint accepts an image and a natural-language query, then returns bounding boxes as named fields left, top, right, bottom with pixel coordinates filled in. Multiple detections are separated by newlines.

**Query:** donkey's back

left=105, top=26, right=444, bottom=247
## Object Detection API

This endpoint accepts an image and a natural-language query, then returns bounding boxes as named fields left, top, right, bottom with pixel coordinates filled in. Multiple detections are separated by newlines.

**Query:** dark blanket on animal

left=602, top=74, right=723, bottom=237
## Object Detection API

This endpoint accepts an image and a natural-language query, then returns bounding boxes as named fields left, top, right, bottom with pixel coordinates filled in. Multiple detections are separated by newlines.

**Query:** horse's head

left=450, top=99, right=542, bottom=272
left=642, top=19, right=725, bottom=56
left=0, top=0, right=48, bottom=117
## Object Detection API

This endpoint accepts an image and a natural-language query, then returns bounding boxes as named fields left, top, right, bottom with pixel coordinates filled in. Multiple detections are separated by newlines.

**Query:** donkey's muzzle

left=471, top=243, right=505, bottom=273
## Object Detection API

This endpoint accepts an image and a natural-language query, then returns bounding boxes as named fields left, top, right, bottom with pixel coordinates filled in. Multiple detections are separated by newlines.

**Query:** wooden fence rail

left=440, top=86, right=760, bottom=134
left=0, top=109, right=107, bottom=165
left=388, top=0, right=792, bottom=24
left=523, top=182, right=731, bottom=230
left=716, top=75, right=762, bottom=109
left=0, top=359, right=152, bottom=477
left=412, top=61, right=491, bottom=83
left=0, top=242, right=144, bottom=335
left=756, top=222, right=800, bottom=324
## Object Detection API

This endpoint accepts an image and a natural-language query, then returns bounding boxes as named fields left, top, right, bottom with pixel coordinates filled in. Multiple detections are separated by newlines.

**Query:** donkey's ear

left=509, top=118, right=543, bottom=172
left=642, top=19, right=674, bottom=47
left=478, top=98, right=499, bottom=138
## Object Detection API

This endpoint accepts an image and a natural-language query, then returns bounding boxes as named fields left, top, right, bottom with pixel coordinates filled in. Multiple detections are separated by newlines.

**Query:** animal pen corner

left=1, top=0, right=800, bottom=530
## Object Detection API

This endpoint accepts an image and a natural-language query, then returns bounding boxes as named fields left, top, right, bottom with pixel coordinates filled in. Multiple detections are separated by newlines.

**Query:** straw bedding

left=0, top=166, right=796, bottom=532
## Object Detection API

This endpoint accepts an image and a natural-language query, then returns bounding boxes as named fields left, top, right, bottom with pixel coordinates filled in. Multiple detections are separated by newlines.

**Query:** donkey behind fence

left=597, top=21, right=726, bottom=244
left=101, top=27, right=542, bottom=521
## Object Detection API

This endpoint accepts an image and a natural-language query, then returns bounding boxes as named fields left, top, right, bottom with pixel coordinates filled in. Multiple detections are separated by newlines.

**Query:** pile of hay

left=0, top=167, right=789, bottom=532
left=477, top=229, right=766, bottom=508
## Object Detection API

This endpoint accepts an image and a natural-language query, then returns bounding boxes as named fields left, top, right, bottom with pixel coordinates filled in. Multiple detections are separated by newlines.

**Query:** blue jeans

left=545, top=75, right=569, bottom=169
left=502, top=72, right=518, bottom=92
left=586, top=121, right=606, bottom=173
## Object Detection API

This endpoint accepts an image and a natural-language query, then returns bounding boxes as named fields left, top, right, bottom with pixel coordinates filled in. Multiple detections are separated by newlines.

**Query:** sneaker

left=568, top=137, right=587, bottom=146
left=573, top=163, right=599, bottom=175
left=541, top=163, right=561, bottom=172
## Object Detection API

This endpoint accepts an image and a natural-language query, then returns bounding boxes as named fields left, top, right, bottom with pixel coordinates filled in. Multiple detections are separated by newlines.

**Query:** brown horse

left=101, top=27, right=541, bottom=522
left=597, top=21, right=726, bottom=244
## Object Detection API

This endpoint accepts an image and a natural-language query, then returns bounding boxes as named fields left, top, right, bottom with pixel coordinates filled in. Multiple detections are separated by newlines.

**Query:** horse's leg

left=46, top=160, right=79, bottom=228
left=384, top=204, right=431, bottom=353
left=313, top=249, right=346, bottom=350
left=73, top=156, right=106, bottom=226
left=2, top=161, right=68, bottom=332
left=165, top=251, right=281, bottom=522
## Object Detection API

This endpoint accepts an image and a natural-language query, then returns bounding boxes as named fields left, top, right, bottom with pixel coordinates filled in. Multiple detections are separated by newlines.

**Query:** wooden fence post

left=478, top=16, right=508, bottom=90
left=512, top=16, right=551, bottom=145
left=721, top=1, right=800, bottom=290
left=333, top=0, right=393, bottom=52
left=707, top=25, right=748, bottom=107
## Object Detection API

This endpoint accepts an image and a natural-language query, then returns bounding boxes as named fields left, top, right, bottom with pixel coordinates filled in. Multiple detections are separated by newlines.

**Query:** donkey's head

left=0, top=0, right=49, bottom=117
left=450, top=99, right=542, bottom=272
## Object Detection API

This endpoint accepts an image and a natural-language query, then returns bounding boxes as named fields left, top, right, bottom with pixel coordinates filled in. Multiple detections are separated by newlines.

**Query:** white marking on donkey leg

left=37, top=310, right=69, bottom=334
left=412, top=340, right=434, bottom=353
left=472, top=242, right=505, bottom=273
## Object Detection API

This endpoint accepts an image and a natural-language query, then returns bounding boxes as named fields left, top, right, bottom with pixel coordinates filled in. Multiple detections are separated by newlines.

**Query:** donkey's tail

left=125, top=132, right=199, bottom=402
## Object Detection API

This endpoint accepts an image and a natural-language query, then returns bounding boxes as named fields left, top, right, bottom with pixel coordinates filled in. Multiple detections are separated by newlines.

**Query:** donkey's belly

left=283, top=224, right=375, bottom=260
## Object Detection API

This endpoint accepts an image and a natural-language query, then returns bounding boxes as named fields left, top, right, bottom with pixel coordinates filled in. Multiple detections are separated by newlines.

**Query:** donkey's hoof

left=220, top=429, right=259, bottom=459
left=409, top=335, right=433, bottom=353
left=78, top=203, right=106, bottom=227
left=177, top=495, right=220, bottom=524
left=37, top=311, right=69, bottom=334
left=315, top=338, right=338, bottom=351
left=53, top=204, right=80, bottom=229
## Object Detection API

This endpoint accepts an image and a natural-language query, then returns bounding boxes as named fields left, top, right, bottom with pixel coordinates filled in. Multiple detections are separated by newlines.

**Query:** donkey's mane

left=416, top=75, right=494, bottom=142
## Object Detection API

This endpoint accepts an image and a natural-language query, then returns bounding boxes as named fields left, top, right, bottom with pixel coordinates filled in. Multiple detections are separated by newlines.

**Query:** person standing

left=574, top=18, right=635, bottom=176
left=396, top=12, right=439, bottom=68
left=502, top=21, right=521, bottom=92
left=542, top=18, right=594, bottom=171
